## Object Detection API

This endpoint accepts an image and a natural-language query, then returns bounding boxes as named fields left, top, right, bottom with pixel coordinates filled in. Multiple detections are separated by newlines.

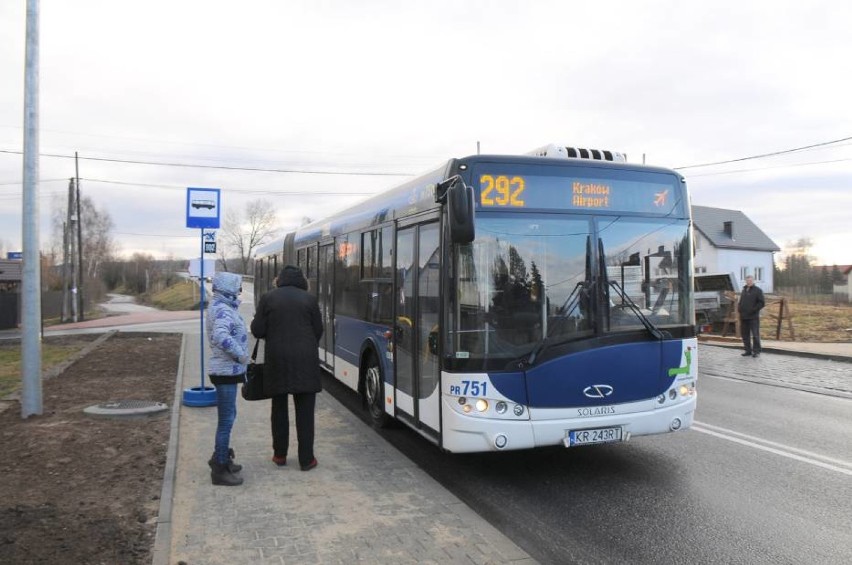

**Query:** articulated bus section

left=255, top=145, right=698, bottom=454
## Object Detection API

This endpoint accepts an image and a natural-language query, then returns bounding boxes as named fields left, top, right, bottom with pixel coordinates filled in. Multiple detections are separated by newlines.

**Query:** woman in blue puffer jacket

left=205, top=272, right=250, bottom=486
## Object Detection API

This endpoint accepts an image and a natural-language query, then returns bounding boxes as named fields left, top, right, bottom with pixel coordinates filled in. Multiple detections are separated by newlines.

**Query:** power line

left=81, top=177, right=377, bottom=196
left=0, top=178, right=69, bottom=186
left=682, top=156, right=852, bottom=178
left=114, top=231, right=197, bottom=239
left=674, top=136, right=852, bottom=170
left=0, top=149, right=415, bottom=176
left=0, top=123, right=446, bottom=161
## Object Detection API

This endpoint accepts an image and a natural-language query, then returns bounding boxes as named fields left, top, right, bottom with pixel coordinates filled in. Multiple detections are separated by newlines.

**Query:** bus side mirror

left=441, top=176, right=475, bottom=244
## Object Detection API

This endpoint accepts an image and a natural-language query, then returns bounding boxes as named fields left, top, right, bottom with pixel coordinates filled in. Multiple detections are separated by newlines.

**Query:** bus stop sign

left=186, top=188, right=221, bottom=229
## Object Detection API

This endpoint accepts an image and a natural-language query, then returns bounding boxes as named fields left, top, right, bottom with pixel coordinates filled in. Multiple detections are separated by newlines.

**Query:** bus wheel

left=364, top=352, right=390, bottom=428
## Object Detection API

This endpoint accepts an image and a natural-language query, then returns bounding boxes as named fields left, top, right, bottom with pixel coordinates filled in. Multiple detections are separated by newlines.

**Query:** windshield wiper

left=607, top=280, right=669, bottom=340
left=525, top=280, right=591, bottom=366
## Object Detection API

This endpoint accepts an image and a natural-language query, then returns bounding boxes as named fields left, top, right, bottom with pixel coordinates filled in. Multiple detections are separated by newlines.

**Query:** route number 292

left=480, top=175, right=525, bottom=207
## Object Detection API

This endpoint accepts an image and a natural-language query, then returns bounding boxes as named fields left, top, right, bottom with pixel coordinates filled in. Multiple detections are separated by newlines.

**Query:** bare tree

left=220, top=199, right=279, bottom=274
left=80, top=195, right=117, bottom=279
left=124, top=252, right=158, bottom=294
left=50, top=193, right=116, bottom=277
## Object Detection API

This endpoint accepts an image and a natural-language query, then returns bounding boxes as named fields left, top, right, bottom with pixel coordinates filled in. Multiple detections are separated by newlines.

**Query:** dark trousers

left=741, top=317, right=761, bottom=354
left=213, top=383, right=238, bottom=464
left=271, top=392, right=316, bottom=467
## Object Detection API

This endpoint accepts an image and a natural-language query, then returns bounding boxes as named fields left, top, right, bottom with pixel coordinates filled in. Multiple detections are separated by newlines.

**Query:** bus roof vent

left=527, top=144, right=627, bottom=163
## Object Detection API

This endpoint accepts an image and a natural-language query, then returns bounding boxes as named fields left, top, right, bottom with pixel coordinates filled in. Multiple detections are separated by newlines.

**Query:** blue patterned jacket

left=205, top=272, right=250, bottom=379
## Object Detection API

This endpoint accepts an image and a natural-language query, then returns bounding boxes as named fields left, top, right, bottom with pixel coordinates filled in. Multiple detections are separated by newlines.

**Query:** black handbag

left=241, top=340, right=270, bottom=401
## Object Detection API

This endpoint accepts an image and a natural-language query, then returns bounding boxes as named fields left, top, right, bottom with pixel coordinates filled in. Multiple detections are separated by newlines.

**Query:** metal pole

left=21, top=0, right=42, bottom=418
left=200, top=231, right=206, bottom=389
left=69, top=178, right=78, bottom=322
left=76, top=152, right=84, bottom=321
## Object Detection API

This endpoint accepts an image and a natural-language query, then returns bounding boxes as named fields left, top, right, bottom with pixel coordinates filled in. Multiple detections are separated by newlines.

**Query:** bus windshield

left=449, top=214, right=693, bottom=365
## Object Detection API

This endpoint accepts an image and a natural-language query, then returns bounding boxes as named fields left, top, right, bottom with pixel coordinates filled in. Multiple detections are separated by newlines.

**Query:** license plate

left=565, top=426, right=623, bottom=447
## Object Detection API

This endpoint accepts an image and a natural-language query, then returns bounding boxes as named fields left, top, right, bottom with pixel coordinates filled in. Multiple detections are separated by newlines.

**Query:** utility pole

left=21, top=0, right=42, bottom=418
left=64, top=178, right=77, bottom=321
left=67, top=178, right=78, bottom=322
left=60, top=218, right=69, bottom=322
left=75, top=152, right=84, bottom=320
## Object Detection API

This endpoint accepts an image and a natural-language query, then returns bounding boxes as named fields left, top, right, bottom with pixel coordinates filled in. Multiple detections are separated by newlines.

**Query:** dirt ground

left=0, top=332, right=181, bottom=565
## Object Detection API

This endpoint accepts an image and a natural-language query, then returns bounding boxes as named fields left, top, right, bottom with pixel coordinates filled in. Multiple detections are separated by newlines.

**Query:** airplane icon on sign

left=654, top=190, right=668, bottom=207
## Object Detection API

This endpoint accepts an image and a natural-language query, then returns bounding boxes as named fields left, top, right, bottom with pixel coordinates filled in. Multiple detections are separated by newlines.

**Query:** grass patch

left=0, top=343, right=90, bottom=398
left=768, top=301, right=852, bottom=342
left=148, top=279, right=201, bottom=311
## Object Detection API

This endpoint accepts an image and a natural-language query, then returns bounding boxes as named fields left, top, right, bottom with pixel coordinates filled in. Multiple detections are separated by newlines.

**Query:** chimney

left=723, top=221, right=735, bottom=240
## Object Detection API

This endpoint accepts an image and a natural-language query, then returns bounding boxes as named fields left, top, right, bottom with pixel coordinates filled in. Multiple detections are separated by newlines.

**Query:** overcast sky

left=1, top=0, right=851, bottom=266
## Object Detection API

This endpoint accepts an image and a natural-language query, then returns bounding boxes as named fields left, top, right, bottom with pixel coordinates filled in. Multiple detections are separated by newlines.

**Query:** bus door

left=395, top=221, right=441, bottom=435
left=317, top=243, right=334, bottom=370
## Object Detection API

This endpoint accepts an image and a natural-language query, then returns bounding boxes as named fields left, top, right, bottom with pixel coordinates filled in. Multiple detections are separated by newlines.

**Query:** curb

left=756, top=347, right=852, bottom=364
left=152, top=332, right=187, bottom=565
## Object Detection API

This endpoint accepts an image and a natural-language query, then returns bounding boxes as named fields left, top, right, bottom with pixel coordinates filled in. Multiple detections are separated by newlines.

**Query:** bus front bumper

left=440, top=396, right=696, bottom=453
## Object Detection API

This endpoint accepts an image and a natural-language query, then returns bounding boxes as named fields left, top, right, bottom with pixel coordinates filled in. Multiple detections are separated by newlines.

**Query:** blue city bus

left=254, top=145, right=697, bottom=453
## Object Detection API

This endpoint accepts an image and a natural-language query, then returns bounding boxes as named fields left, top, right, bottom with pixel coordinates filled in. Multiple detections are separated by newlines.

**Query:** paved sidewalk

left=698, top=335, right=852, bottom=363
left=154, top=331, right=535, bottom=565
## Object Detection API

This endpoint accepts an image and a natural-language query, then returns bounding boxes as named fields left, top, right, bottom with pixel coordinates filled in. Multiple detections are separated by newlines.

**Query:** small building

left=832, top=265, right=852, bottom=303
left=692, top=205, right=781, bottom=293
left=0, top=259, right=23, bottom=330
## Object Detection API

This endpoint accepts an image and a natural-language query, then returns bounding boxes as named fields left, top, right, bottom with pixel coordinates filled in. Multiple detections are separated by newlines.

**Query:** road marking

left=702, top=374, right=750, bottom=384
left=692, top=420, right=852, bottom=476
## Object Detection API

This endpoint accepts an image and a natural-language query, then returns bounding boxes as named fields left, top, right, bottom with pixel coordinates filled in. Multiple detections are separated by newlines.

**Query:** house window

left=754, top=267, right=763, bottom=282
left=694, top=266, right=707, bottom=274
left=740, top=266, right=749, bottom=281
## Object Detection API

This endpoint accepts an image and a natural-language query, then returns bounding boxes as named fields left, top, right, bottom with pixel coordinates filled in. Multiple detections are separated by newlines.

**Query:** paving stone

left=162, top=326, right=537, bottom=565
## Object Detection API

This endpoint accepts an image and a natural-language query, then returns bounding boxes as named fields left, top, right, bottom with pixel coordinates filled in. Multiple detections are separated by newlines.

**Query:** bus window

left=379, top=226, right=393, bottom=279
left=361, top=231, right=375, bottom=279
left=335, top=234, right=361, bottom=318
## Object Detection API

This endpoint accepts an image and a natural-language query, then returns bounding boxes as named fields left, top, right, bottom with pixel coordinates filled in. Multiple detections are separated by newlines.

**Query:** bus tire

left=364, top=351, right=390, bottom=428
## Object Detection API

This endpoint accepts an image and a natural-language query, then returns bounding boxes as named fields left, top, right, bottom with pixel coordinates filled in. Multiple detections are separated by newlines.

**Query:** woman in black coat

left=250, top=265, right=324, bottom=471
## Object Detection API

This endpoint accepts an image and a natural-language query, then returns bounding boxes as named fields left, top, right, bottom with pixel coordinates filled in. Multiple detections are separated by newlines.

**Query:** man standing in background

left=738, top=275, right=765, bottom=358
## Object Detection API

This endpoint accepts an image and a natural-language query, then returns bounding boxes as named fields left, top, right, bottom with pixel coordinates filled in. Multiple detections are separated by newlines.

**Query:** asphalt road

left=323, top=348, right=852, bottom=565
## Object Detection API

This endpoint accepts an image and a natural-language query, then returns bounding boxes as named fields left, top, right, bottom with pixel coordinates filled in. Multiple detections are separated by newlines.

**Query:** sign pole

left=199, top=230, right=206, bottom=390
left=182, top=187, right=221, bottom=407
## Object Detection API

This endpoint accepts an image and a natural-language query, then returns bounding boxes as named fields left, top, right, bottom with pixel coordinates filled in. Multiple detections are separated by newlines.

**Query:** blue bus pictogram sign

left=186, top=188, right=221, bottom=229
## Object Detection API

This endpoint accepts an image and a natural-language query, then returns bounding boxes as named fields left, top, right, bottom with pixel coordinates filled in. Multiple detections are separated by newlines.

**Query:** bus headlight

left=450, top=394, right=526, bottom=419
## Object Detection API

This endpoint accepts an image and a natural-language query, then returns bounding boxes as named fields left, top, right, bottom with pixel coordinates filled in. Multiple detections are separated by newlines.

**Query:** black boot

left=210, top=461, right=243, bottom=486
left=208, top=448, right=242, bottom=473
